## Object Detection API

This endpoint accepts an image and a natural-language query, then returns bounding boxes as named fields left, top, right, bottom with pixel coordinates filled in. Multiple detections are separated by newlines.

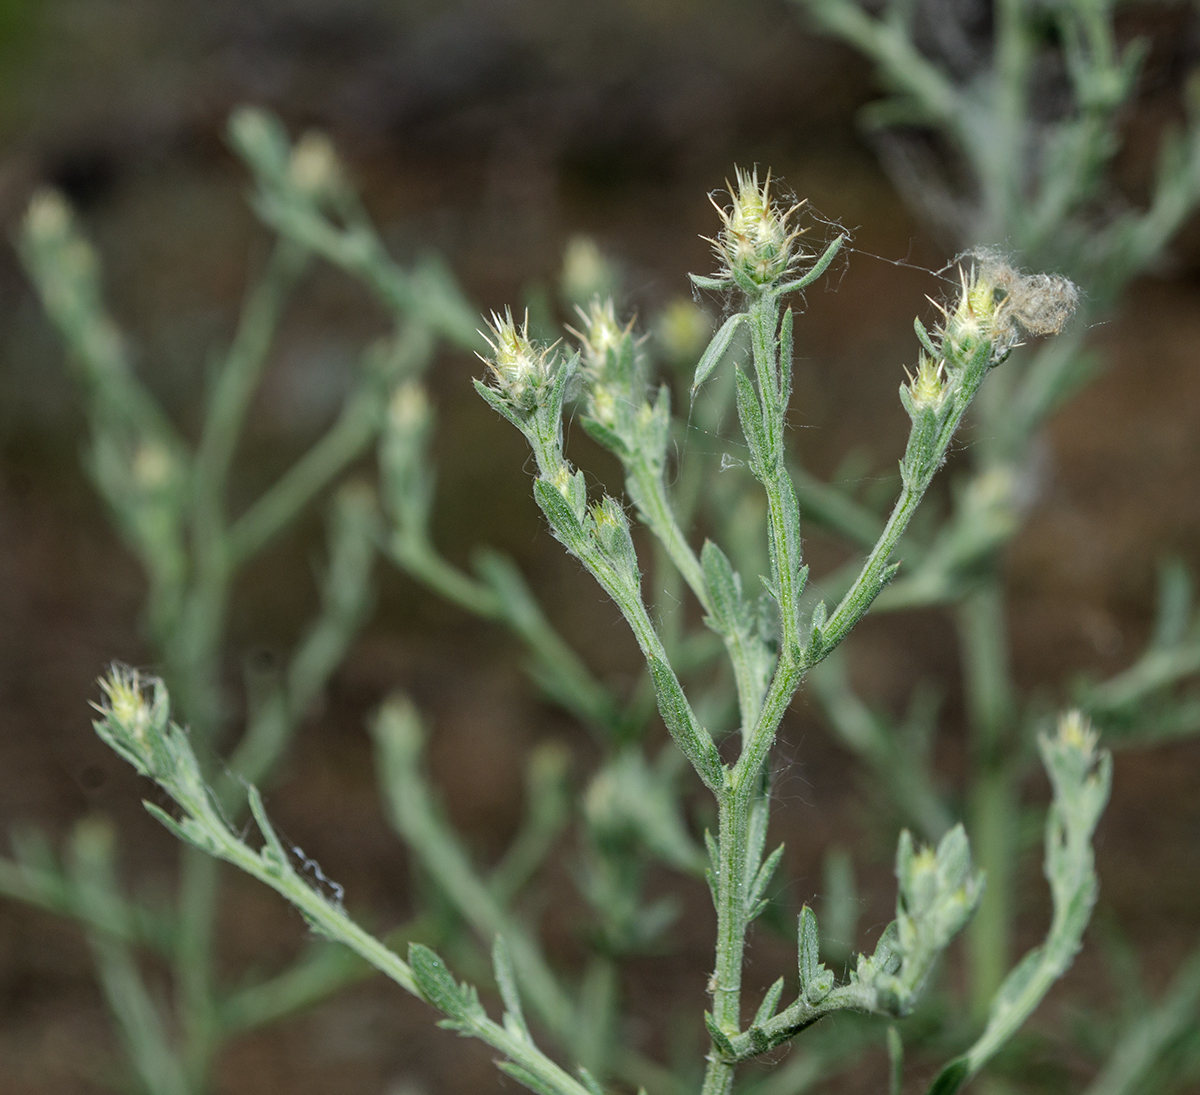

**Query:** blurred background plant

left=0, top=2, right=1197, bottom=1095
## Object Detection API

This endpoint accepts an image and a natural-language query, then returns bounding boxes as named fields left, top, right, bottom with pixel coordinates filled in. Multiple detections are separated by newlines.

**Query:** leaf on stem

left=691, top=312, right=749, bottom=394
left=494, top=936, right=531, bottom=1043
left=798, top=905, right=835, bottom=1004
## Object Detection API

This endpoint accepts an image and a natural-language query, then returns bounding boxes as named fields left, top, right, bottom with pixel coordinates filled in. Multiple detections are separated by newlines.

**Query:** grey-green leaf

left=692, top=311, right=748, bottom=394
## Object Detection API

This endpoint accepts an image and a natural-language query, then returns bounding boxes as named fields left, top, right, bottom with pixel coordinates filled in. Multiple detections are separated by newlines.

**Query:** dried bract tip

left=707, top=167, right=807, bottom=291
left=478, top=309, right=558, bottom=411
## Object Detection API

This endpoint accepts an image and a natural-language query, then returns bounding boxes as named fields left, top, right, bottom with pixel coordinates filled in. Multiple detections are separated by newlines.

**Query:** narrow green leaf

left=581, top=416, right=630, bottom=461
left=702, top=539, right=746, bottom=635
left=704, top=829, right=719, bottom=867
left=1152, top=558, right=1193, bottom=649
left=887, top=1025, right=904, bottom=1095
left=577, top=1067, right=606, bottom=1095
left=913, top=317, right=939, bottom=359
left=925, top=1056, right=970, bottom=1095
left=692, top=311, right=748, bottom=393
left=753, top=977, right=785, bottom=1027
left=409, top=943, right=473, bottom=1021
left=798, top=905, right=821, bottom=989
left=986, top=946, right=1043, bottom=1026
left=142, top=803, right=195, bottom=849
left=492, top=936, right=529, bottom=1042
left=779, top=306, right=794, bottom=376
left=704, top=1011, right=736, bottom=1060
left=748, top=844, right=785, bottom=915
left=533, top=478, right=586, bottom=548
left=734, top=366, right=768, bottom=475
left=647, top=657, right=723, bottom=789
left=778, top=234, right=846, bottom=294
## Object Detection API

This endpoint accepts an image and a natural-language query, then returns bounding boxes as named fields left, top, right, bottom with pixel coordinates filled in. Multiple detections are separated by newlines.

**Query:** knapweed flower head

left=938, top=253, right=1078, bottom=364
left=904, top=355, right=947, bottom=410
left=570, top=297, right=630, bottom=370
left=706, top=167, right=807, bottom=291
left=934, top=263, right=1003, bottom=364
left=97, top=666, right=155, bottom=746
left=478, top=308, right=559, bottom=412
left=568, top=297, right=646, bottom=428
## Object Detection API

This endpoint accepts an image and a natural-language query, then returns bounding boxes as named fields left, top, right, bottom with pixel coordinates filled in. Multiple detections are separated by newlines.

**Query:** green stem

left=193, top=239, right=308, bottom=554
left=373, top=708, right=578, bottom=1045
left=702, top=787, right=754, bottom=1095
left=176, top=847, right=220, bottom=1092
left=390, top=535, right=501, bottom=617
left=629, top=457, right=763, bottom=731
left=747, top=295, right=802, bottom=656
left=225, top=387, right=380, bottom=568
left=981, top=0, right=1032, bottom=242
left=958, top=581, right=1018, bottom=1018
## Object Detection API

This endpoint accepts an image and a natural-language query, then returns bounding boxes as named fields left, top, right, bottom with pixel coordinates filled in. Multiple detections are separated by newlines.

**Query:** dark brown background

left=0, top=2, right=1198, bottom=1093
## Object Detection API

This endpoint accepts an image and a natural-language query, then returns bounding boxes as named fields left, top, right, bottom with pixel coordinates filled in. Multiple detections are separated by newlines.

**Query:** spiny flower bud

left=99, top=667, right=154, bottom=745
left=938, top=253, right=1078, bottom=365
left=569, top=297, right=645, bottom=431
left=478, top=309, right=558, bottom=411
left=937, top=265, right=1001, bottom=363
left=571, top=297, right=630, bottom=372
left=1057, top=709, right=1098, bottom=754
left=904, top=355, right=947, bottom=410
left=706, top=167, right=806, bottom=291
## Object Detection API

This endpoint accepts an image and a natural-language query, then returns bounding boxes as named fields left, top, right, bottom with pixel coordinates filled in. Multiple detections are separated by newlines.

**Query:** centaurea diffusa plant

left=82, top=167, right=1111, bottom=1095
left=1, top=107, right=480, bottom=1095
left=779, top=0, right=1200, bottom=1085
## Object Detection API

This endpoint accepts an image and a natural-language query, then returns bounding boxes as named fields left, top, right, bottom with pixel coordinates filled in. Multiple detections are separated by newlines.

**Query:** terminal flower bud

left=478, top=309, right=559, bottom=412
left=705, top=168, right=806, bottom=292
left=571, top=297, right=631, bottom=372
left=938, top=253, right=1078, bottom=366
left=569, top=297, right=646, bottom=432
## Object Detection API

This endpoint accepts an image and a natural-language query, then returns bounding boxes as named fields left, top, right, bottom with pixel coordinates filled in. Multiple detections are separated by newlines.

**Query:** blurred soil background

left=0, top=1, right=1198, bottom=1093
